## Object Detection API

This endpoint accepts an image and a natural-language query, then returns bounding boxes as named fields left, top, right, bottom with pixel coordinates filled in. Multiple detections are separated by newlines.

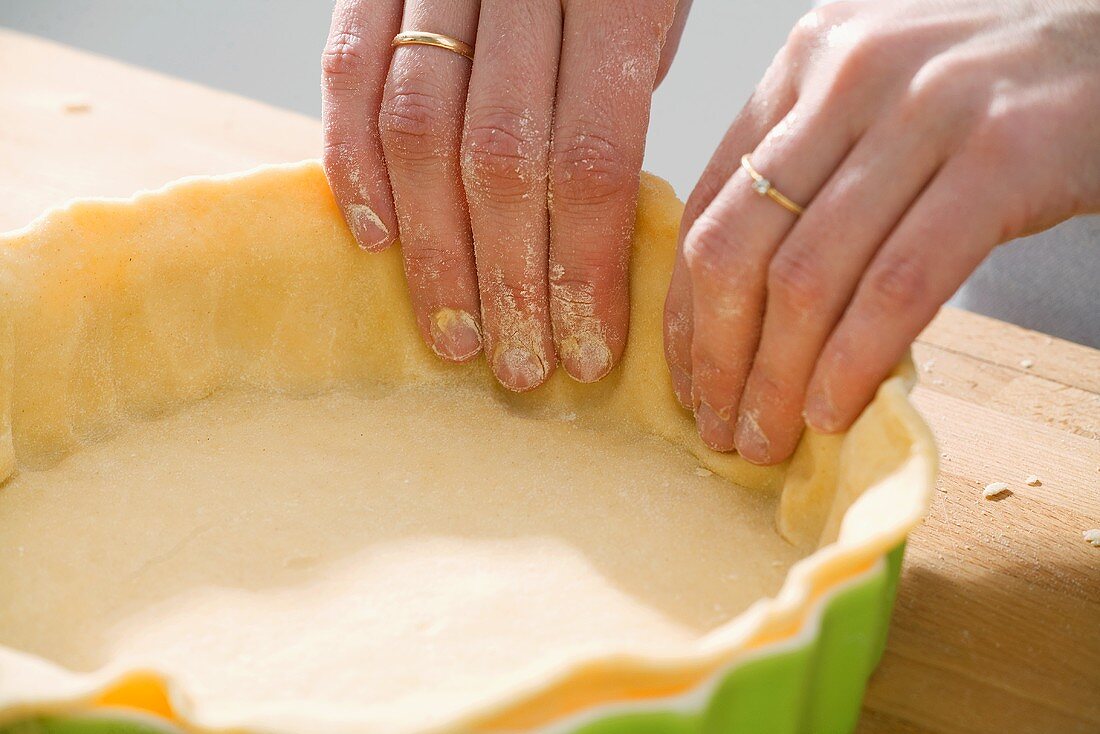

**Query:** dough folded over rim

left=0, top=163, right=935, bottom=733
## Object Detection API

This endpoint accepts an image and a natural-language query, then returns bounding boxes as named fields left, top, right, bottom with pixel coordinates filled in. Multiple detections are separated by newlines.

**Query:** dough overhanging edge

left=0, top=161, right=935, bottom=733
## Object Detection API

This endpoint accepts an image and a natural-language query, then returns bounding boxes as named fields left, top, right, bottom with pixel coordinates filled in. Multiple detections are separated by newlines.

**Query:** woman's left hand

left=664, top=0, right=1100, bottom=464
left=323, top=0, right=691, bottom=392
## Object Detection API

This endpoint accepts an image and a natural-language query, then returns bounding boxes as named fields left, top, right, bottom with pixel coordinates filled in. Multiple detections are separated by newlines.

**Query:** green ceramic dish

left=1, top=545, right=904, bottom=734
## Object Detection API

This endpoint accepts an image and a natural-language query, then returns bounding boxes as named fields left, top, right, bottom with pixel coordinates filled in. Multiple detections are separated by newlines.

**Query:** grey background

left=3, top=1, right=1096, bottom=344
left=0, top=0, right=806, bottom=199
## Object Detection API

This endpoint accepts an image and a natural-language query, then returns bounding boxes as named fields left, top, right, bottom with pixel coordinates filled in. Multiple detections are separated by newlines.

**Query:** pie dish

left=0, top=162, right=935, bottom=734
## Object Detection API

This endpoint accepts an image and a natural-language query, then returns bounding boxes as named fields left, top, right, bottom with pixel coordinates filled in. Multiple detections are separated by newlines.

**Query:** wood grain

left=0, top=30, right=318, bottom=232
left=3, top=28, right=1097, bottom=734
left=859, top=313, right=1100, bottom=734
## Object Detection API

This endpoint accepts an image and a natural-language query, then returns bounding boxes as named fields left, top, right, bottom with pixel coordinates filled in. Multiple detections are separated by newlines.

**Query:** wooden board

left=2, top=28, right=1097, bottom=734
left=862, top=318, right=1100, bottom=734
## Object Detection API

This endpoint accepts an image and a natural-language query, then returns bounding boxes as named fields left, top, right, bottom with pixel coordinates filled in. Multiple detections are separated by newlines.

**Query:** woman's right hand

left=664, top=0, right=1100, bottom=464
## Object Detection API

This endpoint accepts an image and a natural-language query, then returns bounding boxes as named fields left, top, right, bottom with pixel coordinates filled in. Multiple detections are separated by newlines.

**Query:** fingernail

left=804, top=392, right=840, bottom=433
left=560, top=336, right=612, bottom=383
left=346, top=203, right=390, bottom=251
left=492, top=345, right=547, bottom=392
left=669, top=365, right=693, bottom=409
left=696, top=402, right=735, bottom=451
left=429, top=308, right=482, bottom=362
left=734, top=410, right=771, bottom=464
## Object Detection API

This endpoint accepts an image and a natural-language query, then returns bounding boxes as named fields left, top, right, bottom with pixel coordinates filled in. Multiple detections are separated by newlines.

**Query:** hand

left=664, top=0, right=1100, bottom=464
left=322, top=0, right=691, bottom=390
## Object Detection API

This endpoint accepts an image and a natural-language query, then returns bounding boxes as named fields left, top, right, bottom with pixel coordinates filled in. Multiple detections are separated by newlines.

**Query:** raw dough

left=0, top=386, right=798, bottom=732
left=0, top=163, right=935, bottom=733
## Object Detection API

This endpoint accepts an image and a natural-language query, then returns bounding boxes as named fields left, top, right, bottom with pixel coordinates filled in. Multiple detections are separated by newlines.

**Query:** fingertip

left=733, top=410, right=772, bottom=464
left=548, top=268, right=628, bottom=385
left=696, top=402, right=736, bottom=452
left=559, top=334, right=613, bottom=383
left=491, top=344, right=552, bottom=393
left=668, top=364, right=693, bottom=409
left=346, top=202, right=394, bottom=251
left=428, top=308, right=483, bottom=363
left=803, top=391, right=844, bottom=434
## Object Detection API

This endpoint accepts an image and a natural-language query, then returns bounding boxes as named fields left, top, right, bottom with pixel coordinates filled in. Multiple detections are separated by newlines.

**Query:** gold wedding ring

left=740, top=154, right=805, bottom=216
left=391, top=31, right=474, bottom=60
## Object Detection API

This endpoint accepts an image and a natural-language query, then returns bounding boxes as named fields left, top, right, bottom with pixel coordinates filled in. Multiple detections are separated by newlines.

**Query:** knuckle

left=751, top=368, right=788, bottom=400
left=552, top=256, right=622, bottom=291
left=747, top=367, right=801, bottom=413
left=489, top=269, right=540, bottom=316
left=692, top=351, right=751, bottom=403
left=767, top=249, right=828, bottom=313
left=786, top=8, right=828, bottom=55
left=903, top=54, right=989, bottom=126
left=681, top=185, right=720, bottom=230
left=824, top=338, right=880, bottom=398
left=820, top=23, right=898, bottom=102
left=550, top=276, right=600, bottom=321
left=555, top=243, right=627, bottom=277
left=864, top=255, right=926, bottom=313
left=786, top=2, right=853, bottom=56
left=462, top=109, right=545, bottom=204
left=970, top=103, right=1039, bottom=235
left=904, top=57, right=958, bottom=113
left=821, top=0, right=858, bottom=21
left=321, top=30, right=371, bottom=91
left=403, top=245, right=455, bottom=283
left=832, top=31, right=882, bottom=89
left=682, top=216, right=729, bottom=277
left=971, top=102, right=1025, bottom=159
left=683, top=215, right=758, bottom=283
left=550, top=129, right=635, bottom=209
left=379, top=82, right=453, bottom=163
left=549, top=255, right=626, bottom=323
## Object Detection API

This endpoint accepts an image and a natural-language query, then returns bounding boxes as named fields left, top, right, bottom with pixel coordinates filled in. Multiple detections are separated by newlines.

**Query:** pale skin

left=323, top=0, right=1100, bottom=464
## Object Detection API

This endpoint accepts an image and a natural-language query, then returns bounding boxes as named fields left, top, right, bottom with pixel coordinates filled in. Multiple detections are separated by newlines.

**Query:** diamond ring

left=740, top=154, right=805, bottom=216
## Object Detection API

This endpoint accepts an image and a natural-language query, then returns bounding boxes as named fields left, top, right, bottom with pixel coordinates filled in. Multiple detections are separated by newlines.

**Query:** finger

left=734, top=110, right=951, bottom=464
left=548, top=0, right=677, bottom=383
left=805, top=152, right=1001, bottom=432
left=380, top=0, right=483, bottom=363
left=663, top=49, right=798, bottom=409
left=655, top=0, right=693, bottom=87
left=675, top=0, right=859, bottom=236
left=685, top=100, right=859, bottom=451
left=672, top=0, right=863, bottom=231
left=662, top=256, right=695, bottom=408
left=683, top=70, right=798, bottom=233
left=461, top=0, right=561, bottom=391
left=322, top=0, right=404, bottom=250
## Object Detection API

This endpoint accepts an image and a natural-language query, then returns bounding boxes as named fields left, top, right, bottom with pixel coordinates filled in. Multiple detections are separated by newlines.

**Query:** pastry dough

left=0, top=163, right=935, bottom=733
left=1, top=386, right=801, bottom=732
